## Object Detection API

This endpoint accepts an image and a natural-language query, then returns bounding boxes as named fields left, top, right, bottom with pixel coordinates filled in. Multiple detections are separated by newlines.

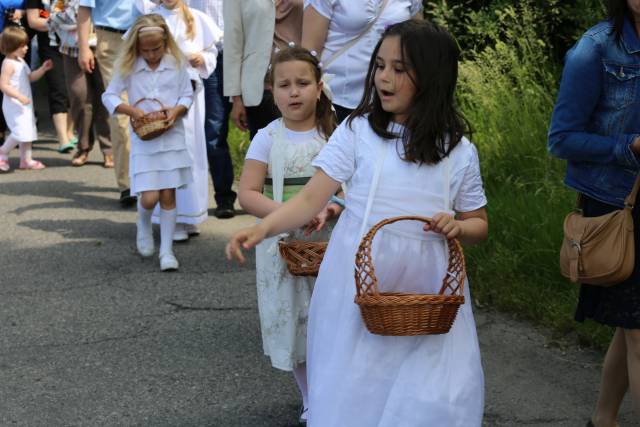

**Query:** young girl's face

left=9, top=43, right=28, bottom=59
left=374, top=35, right=416, bottom=124
left=138, top=33, right=166, bottom=69
left=272, top=60, right=323, bottom=129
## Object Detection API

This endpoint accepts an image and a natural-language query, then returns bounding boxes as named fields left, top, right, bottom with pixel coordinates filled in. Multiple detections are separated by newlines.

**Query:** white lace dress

left=307, top=117, right=487, bottom=426
left=246, top=119, right=332, bottom=371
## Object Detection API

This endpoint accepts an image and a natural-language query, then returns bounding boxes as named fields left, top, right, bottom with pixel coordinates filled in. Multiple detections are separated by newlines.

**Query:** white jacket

left=222, top=0, right=275, bottom=106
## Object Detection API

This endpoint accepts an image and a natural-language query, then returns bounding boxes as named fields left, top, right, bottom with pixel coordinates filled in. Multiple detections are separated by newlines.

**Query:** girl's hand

left=226, top=224, right=268, bottom=263
left=41, top=59, right=53, bottom=72
left=18, top=95, right=30, bottom=105
left=130, top=107, right=146, bottom=121
left=303, top=202, right=342, bottom=236
left=188, top=53, right=204, bottom=68
left=423, top=212, right=462, bottom=240
left=163, top=106, right=185, bottom=128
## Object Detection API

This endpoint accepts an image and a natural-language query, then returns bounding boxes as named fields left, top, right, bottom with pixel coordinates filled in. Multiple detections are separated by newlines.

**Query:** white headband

left=138, top=26, right=165, bottom=35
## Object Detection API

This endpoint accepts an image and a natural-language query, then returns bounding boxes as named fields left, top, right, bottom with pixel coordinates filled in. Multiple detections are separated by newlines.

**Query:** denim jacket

left=548, top=18, right=640, bottom=208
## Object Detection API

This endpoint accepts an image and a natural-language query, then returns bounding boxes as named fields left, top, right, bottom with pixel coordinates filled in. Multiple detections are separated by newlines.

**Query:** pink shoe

left=0, top=158, right=9, bottom=173
left=19, top=160, right=45, bottom=170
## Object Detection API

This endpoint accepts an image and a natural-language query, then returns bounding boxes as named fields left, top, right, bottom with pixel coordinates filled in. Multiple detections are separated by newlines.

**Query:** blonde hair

left=0, top=26, right=28, bottom=56
left=178, top=2, right=196, bottom=40
left=116, top=14, right=184, bottom=77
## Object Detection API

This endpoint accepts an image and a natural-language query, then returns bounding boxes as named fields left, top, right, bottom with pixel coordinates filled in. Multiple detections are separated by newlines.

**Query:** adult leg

left=624, top=328, right=640, bottom=416
left=39, top=43, right=71, bottom=151
left=63, top=54, right=92, bottom=166
left=203, top=52, right=236, bottom=218
left=246, top=90, right=280, bottom=140
left=87, top=56, right=113, bottom=165
left=95, top=28, right=133, bottom=204
left=592, top=328, right=628, bottom=427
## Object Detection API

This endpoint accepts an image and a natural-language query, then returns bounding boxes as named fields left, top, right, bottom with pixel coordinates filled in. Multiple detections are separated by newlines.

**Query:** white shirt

left=304, top=0, right=422, bottom=109
left=187, top=0, right=223, bottom=34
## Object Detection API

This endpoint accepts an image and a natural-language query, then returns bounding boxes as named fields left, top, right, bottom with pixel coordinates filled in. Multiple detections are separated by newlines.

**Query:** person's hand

left=78, top=46, right=94, bottom=73
left=423, top=212, right=462, bottom=240
left=632, top=136, right=640, bottom=155
left=12, top=9, right=24, bottom=22
left=40, top=59, right=53, bottom=72
left=231, top=96, right=248, bottom=132
left=17, top=95, right=30, bottom=105
left=303, top=202, right=342, bottom=236
left=225, top=224, right=268, bottom=263
left=130, top=107, right=146, bottom=121
left=163, top=106, right=186, bottom=128
left=188, top=53, right=204, bottom=68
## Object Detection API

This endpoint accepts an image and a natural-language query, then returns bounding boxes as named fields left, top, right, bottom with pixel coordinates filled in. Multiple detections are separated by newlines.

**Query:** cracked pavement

left=0, top=129, right=637, bottom=426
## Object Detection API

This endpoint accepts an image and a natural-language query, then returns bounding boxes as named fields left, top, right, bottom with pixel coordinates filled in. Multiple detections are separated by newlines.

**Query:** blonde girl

left=0, top=26, right=53, bottom=173
left=137, top=0, right=221, bottom=240
left=102, top=14, right=194, bottom=271
left=238, top=46, right=339, bottom=422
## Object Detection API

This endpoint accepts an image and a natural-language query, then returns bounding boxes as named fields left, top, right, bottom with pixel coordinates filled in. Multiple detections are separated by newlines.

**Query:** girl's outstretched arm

left=423, top=207, right=488, bottom=246
left=29, top=59, right=53, bottom=82
left=226, top=170, right=341, bottom=263
left=238, top=159, right=281, bottom=219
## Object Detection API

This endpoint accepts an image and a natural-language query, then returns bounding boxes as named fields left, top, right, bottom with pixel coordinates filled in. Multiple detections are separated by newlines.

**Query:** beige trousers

left=95, top=28, right=130, bottom=191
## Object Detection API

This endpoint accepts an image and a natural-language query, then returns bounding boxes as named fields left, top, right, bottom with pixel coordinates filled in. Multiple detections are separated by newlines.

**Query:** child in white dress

left=0, top=26, right=53, bottom=173
left=237, top=46, right=340, bottom=422
left=227, top=21, right=489, bottom=426
left=102, top=14, right=194, bottom=272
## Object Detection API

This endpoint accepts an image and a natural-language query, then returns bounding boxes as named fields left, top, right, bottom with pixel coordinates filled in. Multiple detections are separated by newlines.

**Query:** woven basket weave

left=279, top=240, right=328, bottom=277
left=354, top=216, right=466, bottom=336
left=130, top=98, right=171, bottom=141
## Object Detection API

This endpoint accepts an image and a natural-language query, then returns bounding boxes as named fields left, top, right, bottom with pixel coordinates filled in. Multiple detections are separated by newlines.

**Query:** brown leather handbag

left=560, top=176, right=640, bottom=286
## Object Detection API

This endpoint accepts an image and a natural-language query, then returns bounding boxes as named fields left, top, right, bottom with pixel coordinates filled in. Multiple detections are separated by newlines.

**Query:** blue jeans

left=204, top=51, right=236, bottom=207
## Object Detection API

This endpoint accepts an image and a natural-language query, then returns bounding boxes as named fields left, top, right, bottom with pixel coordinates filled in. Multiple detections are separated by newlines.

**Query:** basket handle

left=132, top=98, right=165, bottom=109
left=355, top=215, right=466, bottom=298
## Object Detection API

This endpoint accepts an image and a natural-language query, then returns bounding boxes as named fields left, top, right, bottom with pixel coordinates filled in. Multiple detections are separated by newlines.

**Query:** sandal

left=71, top=150, right=90, bottom=167
left=57, top=141, right=76, bottom=153
left=19, top=159, right=45, bottom=170
left=0, top=158, right=10, bottom=173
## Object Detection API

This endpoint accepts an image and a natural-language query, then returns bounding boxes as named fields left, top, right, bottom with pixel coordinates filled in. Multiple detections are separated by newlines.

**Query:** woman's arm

left=0, top=61, right=28, bottom=104
left=77, top=6, right=94, bottom=73
left=227, top=170, right=342, bottom=262
left=238, top=159, right=282, bottom=218
left=423, top=207, right=488, bottom=246
left=26, top=7, right=48, bottom=32
left=301, top=6, right=330, bottom=57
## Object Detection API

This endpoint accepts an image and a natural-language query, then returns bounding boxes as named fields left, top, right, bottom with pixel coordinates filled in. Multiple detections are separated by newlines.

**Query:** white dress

left=307, top=117, right=487, bottom=426
left=142, top=3, right=221, bottom=225
left=102, top=55, right=194, bottom=194
left=246, top=119, right=332, bottom=370
left=2, top=58, right=37, bottom=142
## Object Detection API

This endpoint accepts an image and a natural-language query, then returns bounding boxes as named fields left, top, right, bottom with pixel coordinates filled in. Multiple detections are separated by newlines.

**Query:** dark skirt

left=575, top=194, right=640, bottom=329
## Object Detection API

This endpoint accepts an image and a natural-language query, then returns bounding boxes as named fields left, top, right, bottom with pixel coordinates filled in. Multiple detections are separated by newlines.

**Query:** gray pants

left=62, top=53, right=111, bottom=155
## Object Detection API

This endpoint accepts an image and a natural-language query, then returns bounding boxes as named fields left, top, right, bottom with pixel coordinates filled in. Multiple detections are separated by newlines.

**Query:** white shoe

left=159, top=252, right=179, bottom=271
left=185, top=224, right=200, bottom=236
left=299, top=406, right=308, bottom=424
left=173, top=223, right=189, bottom=242
left=136, top=224, right=154, bottom=257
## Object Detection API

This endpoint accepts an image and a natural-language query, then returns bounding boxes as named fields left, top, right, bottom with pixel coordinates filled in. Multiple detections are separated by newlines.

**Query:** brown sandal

left=71, top=150, right=89, bottom=167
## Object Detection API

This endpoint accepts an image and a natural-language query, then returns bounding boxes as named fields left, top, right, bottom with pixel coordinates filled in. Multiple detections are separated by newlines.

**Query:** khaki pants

left=95, top=28, right=130, bottom=192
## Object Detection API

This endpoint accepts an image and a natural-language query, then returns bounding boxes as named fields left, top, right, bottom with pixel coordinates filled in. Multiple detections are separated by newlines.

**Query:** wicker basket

left=278, top=240, right=328, bottom=277
left=354, top=216, right=466, bottom=336
left=130, top=98, right=171, bottom=141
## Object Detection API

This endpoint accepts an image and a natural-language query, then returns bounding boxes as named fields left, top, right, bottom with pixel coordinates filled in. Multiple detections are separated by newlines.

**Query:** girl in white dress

left=227, top=21, right=489, bottom=426
left=102, top=14, right=194, bottom=272
left=0, top=26, right=53, bottom=173
left=237, top=46, right=340, bottom=422
left=137, top=0, right=221, bottom=240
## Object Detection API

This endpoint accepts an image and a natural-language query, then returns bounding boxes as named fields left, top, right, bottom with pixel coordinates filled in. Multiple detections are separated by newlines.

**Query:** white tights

left=0, top=135, right=33, bottom=163
left=293, top=364, right=308, bottom=409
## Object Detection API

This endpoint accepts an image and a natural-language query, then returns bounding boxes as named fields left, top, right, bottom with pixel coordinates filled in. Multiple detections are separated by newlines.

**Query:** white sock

left=159, top=208, right=177, bottom=256
left=293, top=364, right=309, bottom=409
left=19, top=142, right=33, bottom=163
left=137, top=200, right=153, bottom=235
left=0, top=135, right=21, bottom=158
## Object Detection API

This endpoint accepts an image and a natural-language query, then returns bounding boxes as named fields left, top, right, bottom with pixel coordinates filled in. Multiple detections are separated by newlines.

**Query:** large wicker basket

left=279, top=240, right=328, bottom=277
left=354, top=216, right=466, bottom=336
left=130, top=98, right=171, bottom=141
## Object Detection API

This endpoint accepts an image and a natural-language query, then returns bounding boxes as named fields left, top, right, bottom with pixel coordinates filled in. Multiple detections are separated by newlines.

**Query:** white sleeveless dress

left=307, top=117, right=487, bottom=426
left=2, top=58, right=37, bottom=142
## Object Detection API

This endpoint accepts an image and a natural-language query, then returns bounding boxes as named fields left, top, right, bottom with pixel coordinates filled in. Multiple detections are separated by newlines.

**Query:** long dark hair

left=270, top=46, right=337, bottom=140
left=349, top=20, right=471, bottom=165
left=608, top=0, right=632, bottom=42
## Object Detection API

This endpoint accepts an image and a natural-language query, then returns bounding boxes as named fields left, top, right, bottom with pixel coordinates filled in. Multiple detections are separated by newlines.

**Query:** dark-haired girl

left=236, top=46, right=339, bottom=423
left=227, top=20, right=488, bottom=425
left=548, top=1, right=640, bottom=425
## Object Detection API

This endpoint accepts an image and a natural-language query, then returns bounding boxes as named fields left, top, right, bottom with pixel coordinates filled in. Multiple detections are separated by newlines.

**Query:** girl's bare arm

left=238, top=159, right=282, bottom=218
left=0, top=62, right=27, bottom=103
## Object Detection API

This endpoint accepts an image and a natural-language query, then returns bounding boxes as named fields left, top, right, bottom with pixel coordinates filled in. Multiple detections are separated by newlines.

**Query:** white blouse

left=304, top=0, right=422, bottom=109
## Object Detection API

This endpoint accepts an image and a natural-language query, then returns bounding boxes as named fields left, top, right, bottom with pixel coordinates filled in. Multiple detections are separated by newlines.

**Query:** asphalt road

left=0, top=133, right=636, bottom=426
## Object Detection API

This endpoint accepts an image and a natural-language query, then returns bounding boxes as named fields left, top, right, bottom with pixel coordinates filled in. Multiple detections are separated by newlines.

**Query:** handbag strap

left=321, top=0, right=390, bottom=69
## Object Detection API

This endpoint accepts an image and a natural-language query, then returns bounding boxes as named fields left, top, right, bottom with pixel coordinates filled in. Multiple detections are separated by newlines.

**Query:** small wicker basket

left=278, top=240, right=328, bottom=277
left=354, top=216, right=466, bottom=336
left=130, top=98, right=171, bottom=141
